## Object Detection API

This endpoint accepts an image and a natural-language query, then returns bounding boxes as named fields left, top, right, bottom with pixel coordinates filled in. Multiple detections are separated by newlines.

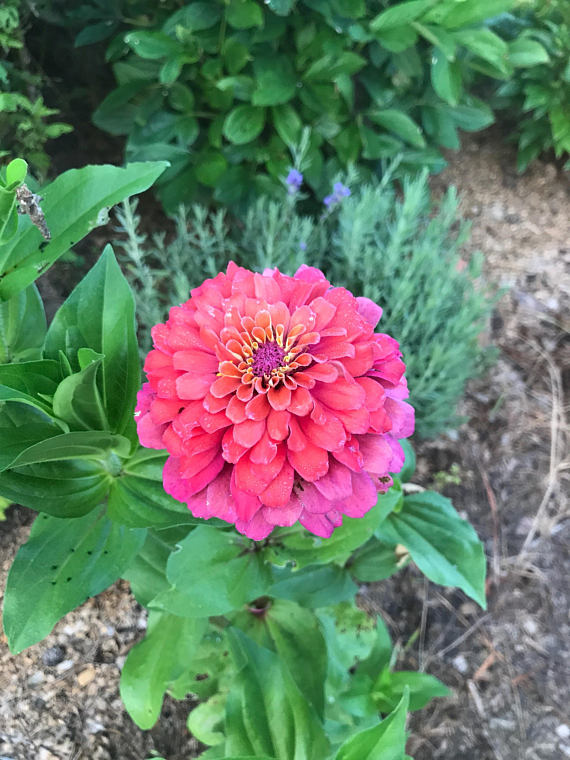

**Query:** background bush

left=491, top=0, right=570, bottom=170
left=0, top=0, right=72, bottom=176
left=83, top=0, right=529, bottom=210
left=116, top=167, right=496, bottom=438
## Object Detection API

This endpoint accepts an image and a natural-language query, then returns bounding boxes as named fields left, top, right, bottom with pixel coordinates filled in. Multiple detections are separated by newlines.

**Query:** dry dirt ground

left=0, top=130, right=568, bottom=760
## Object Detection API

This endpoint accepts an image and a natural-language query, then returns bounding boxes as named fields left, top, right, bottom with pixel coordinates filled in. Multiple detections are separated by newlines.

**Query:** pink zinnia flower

left=135, top=263, right=414, bottom=540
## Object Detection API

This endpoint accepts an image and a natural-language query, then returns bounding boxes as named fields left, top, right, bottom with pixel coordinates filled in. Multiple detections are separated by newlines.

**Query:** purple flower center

left=251, top=341, right=286, bottom=377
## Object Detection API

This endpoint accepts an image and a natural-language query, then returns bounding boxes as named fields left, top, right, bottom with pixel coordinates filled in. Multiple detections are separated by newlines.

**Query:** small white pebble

left=556, top=725, right=570, bottom=740
left=86, top=718, right=106, bottom=734
left=523, top=618, right=538, bottom=636
left=453, top=654, right=469, bottom=674
left=560, top=743, right=570, bottom=758
left=55, top=659, right=74, bottom=673
left=27, top=671, right=45, bottom=687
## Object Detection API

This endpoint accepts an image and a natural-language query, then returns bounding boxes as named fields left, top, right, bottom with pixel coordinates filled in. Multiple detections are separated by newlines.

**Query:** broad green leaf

left=431, top=49, right=462, bottom=106
left=372, top=668, right=450, bottom=712
left=450, top=99, right=494, bottom=131
left=374, top=25, right=418, bottom=53
left=0, top=403, right=62, bottom=472
left=151, top=526, right=271, bottom=617
left=303, top=52, right=366, bottom=81
left=269, top=563, right=357, bottom=607
left=0, top=457, right=112, bottom=517
left=3, top=509, right=145, bottom=652
left=92, top=81, right=151, bottom=135
left=453, top=29, right=510, bottom=75
left=0, top=162, right=168, bottom=299
left=122, top=529, right=176, bottom=606
left=225, top=629, right=330, bottom=759
left=120, top=611, right=207, bottom=729
left=349, top=538, right=402, bottom=582
left=267, top=0, right=294, bottom=14
left=368, top=109, right=426, bottom=148
left=377, top=491, right=486, bottom=607
left=7, top=430, right=129, bottom=467
left=195, top=150, right=228, bottom=186
left=335, top=690, right=409, bottom=760
left=44, top=246, right=139, bottom=437
left=187, top=692, right=227, bottom=745
left=222, top=36, right=251, bottom=74
left=265, top=600, right=326, bottom=718
left=74, top=20, right=119, bottom=46
left=359, top=125, right=402, bottom=160
left=370, top=0, right=433, bottom=32
left=108, top=448, right=207, bottom=528
left=226, top=0, right=264, bottom=29
left=0, top=186, right=18, bottom=245
left=252, top=56, right=297, bottom=106
left=0, top=359, right=60, bottom=415
left=0, top=284, right=46, bottom=362
left=508, top=38, right=550, bottom=68
left=223, top=105, right=266, bottom=144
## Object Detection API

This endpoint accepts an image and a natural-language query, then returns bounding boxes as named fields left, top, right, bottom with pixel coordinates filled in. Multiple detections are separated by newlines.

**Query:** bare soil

left=0, top=130, right=568, bottom=760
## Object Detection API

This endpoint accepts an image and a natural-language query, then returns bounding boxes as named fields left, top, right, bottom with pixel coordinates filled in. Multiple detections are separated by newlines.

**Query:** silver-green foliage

left=116, top=171, right=496, bottom=438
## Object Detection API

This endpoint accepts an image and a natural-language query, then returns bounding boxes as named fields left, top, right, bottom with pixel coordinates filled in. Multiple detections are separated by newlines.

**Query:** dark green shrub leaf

left=3, top=509, right=146, bottom=652
left=223, top=105, right=266, bottom=144
left=349, top=538, right=401, bottom=582
left=45, top=246, right=139, bottom=438
left=398, top=440, right=416, bottom=482
left=252, top=56, right=297, bottom=106
left=52, top=353, right=109, bottom=431
left=370, top=0, right=433, bottom=32
left=431, top=50, right=462, bottom=106
left=0, top=162, right=168, bottom=298
left=267, top=0, right=294, bottom=15
left=0, top=359, right=61, bottom=416
left=120, top=611, right=207, bottom=729
left=334, top=689, right=409, bottom=759
left=508, top=38, right=550, bottom=67
left=226, top=0, right=264, bottom=29
left=164, top=3, right=222, bottom=34
left=6, top=430, right=130, bottom=468
left=377, top=491, right=486, bottom=607
left=0, top=285, right=46, bottom=362
left=434, top=0, right=514, bottom=29
left=222, top=37, right=251, bottom=74
left=272, top=103, right=302, bottom=146
left=125, top=31, right=182, bottom=60
left=368, top=109, right=426, bottom=148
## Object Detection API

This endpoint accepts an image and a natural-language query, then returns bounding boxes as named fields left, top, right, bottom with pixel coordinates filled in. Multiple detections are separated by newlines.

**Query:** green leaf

left=44, top=246, right=139, bottom=437
left=368, top=109, right=426, bottom=148
left=269, top=563, right=357, bottom=607
left=449, top=99, right=494, bottom=131
left=371, top=0, right=433, bottom=31
left=0, top=186, right=18, bottom=245
left=377, top=491, right=487, bottom=607
left=335, top=689, right=409, bottom=760
left=187, top=692, right=227, bottom=745
left=2, top=509, right=145, bottom=652
left=453, top=29, right=510, bottom=75
left=92, top=81, right=151, bottom=136
left=265, top=600, right=326, bottom=718
left=223, top=105, right=266, bottom=144
left=108, top=448, right=205, bottom=528
left=349, top=538, right=401, bottom=582
left=0, top=162, right=168, bottom=299
left=195, top=150, right=228, bottom=186
left=433, top=0, right=514, bottom=29
left=222, top=36, right=251, bottom=74
left=272, top=104, right=302, bottom=146
left=267, top=0, right=294, bottom=15
left=52, top=353, right=109, bottom=431
left=226, top=0, right=264, bottom=29
left=225, top=629, right=330, bottom=759
left=125, top=31, right=182, bottom=60
left=122, top=529, right=174, bottom=606
left=359, top=125, right=402, bottom=159
left=0, top=359, right=60, bottom=415
left=0, top=285, right=46, bottom=363
left=304, top=52, right=366, bottom=81
left=252, top=56, right=297, bottom=107
left=0, top=457, right=113, bottom=517
left=151, top=526, right=271, bottom=617
left=164, top=3, right=222, bottom=34
left=5, top=158, right=28, bottom=190
left=372, top=668, right=450, bottom=712
left=431, top=49, right=462, bottom=106
left=120, top=611, right=207, bottom=729
left=0, top=403, right=62, bottom=472
left=6, top=430, right=130, bottom=468
left=508, top=38, right=550, bottom=68
left=74, top=21, right=119, bottom=47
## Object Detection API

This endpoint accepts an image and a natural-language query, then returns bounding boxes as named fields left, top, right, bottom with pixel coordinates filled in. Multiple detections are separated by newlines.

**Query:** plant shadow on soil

left=0, top=126, right=569, bottom=759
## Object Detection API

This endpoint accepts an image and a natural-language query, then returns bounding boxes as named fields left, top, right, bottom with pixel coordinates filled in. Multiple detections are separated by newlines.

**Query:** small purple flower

left=286, top=169, right=303, bottom=194
left=323, top=182, right=351, bottom=209
left=299, top=241, right=307, bottom=251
